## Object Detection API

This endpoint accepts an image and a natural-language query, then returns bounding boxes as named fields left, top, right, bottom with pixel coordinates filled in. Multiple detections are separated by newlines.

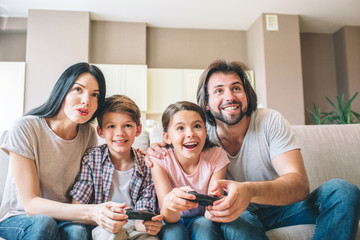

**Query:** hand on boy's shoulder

left=144, top=142, right=168, bottom=168
left=136, top=148, right=147, bottom=156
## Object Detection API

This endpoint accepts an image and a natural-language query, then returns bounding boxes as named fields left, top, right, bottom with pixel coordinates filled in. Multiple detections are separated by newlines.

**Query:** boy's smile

left=113, top=139, right=129, bottom=146
left=97, top=111, right=142, bottom=161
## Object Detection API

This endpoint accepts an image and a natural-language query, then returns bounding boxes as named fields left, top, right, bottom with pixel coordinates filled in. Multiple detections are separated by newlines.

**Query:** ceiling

left=1, top=0, right=359, bottom=33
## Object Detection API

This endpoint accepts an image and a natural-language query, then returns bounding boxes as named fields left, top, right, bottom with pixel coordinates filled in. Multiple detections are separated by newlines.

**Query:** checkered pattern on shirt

left=70, top=144, right=157, bottom=212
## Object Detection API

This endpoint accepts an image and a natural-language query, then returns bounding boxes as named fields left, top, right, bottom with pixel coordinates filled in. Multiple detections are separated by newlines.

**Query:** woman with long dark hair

left=0, top=63, right=127, bottom=239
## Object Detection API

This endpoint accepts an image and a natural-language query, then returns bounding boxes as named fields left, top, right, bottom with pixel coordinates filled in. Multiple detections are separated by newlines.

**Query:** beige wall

left=248, top=14, right=305, bottom=125
left=334, top=26, right=360, bottom=113
left=0, top=17, right=27, bottom=61
left=344, top=26, right=360, bottom=112
left=301, top=33, right=338, bottom=124
left=147, top=27, right=247, bottom=69
left=0, top=17, right=27, bottom=31
left=247, top=14, right=267, bottom=107
left=90, top=21, right=146, bottom=64
left=0, top=31, right=26, bottom=61
left=2, top=11, right=359, bottom=124
left=25, top=10, right=90, bottom=112
left=334, top=28, right=349, bottom=100
left=263, top=14, right=305, bottom=125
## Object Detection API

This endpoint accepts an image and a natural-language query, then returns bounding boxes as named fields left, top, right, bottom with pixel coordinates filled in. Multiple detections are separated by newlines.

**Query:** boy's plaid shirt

left=70, top=144, right=157, bottom=212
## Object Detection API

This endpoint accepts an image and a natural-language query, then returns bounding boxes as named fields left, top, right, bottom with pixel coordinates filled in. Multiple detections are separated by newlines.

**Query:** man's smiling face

left=206, top=72, right=248, bottom=126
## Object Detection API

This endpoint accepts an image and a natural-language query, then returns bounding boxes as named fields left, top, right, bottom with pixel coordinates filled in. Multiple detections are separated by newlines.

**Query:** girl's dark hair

left=26, top=62, right=106, bottom=123
left=162, top=101, right=216, bottom=150
left=197, top=59, right=257, bottom=125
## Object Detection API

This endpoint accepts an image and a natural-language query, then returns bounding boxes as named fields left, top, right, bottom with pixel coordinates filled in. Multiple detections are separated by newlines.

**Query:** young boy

left=70, top=94, right=163, bottom=240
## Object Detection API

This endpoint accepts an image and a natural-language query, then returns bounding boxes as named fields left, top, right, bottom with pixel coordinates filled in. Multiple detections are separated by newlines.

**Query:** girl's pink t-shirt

left=153, top=146, right=230, bottom=217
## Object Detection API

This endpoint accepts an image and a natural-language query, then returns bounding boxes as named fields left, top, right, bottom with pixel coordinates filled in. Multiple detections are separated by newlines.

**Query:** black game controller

left=186, top=191, right=220, bottom=206
left=125, top=208, right=156, bottom=220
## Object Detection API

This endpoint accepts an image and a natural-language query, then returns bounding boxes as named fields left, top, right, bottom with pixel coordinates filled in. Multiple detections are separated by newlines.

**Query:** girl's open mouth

left=183, top=142, right=198, bottom=149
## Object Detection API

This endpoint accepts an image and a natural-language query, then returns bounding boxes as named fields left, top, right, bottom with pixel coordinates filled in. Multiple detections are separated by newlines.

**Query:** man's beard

left=209, top=101, right=247, bottom=126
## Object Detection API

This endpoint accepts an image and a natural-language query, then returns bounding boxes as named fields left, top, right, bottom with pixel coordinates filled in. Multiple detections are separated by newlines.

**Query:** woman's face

left=63, top=72, right=100, bottom=124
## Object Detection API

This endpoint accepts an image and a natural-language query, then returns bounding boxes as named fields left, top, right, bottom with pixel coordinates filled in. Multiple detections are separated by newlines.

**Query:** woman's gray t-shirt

left=207, top=108, right=299, bottom=183
left=0, top=116, right=97, bottom=222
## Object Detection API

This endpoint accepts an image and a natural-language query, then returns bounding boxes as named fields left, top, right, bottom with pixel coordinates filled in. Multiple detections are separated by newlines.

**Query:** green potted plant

left=307, top=92, right=360, bottom=124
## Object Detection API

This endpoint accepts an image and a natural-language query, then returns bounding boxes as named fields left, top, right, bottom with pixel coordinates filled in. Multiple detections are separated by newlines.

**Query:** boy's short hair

left=97, top=94, right=141, bottom=129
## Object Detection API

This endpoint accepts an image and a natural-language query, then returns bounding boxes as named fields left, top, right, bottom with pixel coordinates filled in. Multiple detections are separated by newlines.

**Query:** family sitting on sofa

left=0, top=60, right=359, bottom=240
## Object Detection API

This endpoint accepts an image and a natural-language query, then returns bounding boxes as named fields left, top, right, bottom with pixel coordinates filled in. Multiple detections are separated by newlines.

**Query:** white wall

left=0, top=62, right=25, bottom=136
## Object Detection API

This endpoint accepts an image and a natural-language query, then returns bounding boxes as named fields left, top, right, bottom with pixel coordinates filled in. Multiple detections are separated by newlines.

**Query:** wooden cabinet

left=183, top=70, right=204, bottom=103
left=147, top=68, right=203, bottom=114
left=94, top=64, right=147, bottom=111
left=91, top=66, right=254, bottom=116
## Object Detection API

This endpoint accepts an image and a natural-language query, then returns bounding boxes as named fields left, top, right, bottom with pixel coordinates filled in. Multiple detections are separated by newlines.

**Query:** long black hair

left=26, top=62, right=106, bottom=123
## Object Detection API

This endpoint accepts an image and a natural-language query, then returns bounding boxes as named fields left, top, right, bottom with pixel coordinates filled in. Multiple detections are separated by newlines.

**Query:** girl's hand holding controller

left=163, top=186, right=199, bottom=212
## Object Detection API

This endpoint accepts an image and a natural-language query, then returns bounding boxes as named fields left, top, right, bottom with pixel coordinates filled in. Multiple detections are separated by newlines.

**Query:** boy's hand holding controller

left=141, top=214, right=164, bottom=235
left=125, top=208, right=163, bottom=235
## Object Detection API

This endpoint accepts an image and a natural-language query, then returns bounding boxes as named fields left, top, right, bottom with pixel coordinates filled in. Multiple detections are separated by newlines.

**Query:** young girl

left=151, top=101, right=230, bottom=240
left=0, top=63, right=127, bottom=240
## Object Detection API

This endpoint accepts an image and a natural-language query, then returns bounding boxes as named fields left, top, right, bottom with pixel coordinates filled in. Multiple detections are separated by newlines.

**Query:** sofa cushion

left=266, top=223, right=360, bottom=240
left=149, top=127, right=163, bottom=146
left=133, top=129, right=149, bottom=152
left=266, top=224, right=315, bottom=240
left=292, top=124, right=360, bottom=191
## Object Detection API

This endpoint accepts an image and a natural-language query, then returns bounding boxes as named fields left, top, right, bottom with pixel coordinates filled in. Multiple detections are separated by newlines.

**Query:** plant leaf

left=325, top=96, right=339, bottom=113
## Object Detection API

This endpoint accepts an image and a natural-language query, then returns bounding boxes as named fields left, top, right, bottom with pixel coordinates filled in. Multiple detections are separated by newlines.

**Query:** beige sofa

left=265, top=124, right=360, bottom=239
left=1, top=124, right=360, bottom=239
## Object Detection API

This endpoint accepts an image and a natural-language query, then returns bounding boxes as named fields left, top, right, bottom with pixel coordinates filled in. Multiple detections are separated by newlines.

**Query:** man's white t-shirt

left=207, top=108, right=299, bottom=183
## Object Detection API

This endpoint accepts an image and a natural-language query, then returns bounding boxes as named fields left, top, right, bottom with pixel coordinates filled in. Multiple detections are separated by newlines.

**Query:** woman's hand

left=144, top=142, right=168, bottom=167
left=92, top=202, right=129, bottom=233
left=162, top=186, right=198, bottom=212
left=143, top=215, right=164, bottom=235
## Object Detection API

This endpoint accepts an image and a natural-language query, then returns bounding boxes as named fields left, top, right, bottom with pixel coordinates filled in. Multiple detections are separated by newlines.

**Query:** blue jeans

left=183, top=216, right=223, bottom=240
left=159, top=222, right=189, bottom=240
left=219, top=179, right=360, bottom=240
left=159, top=215, right=224, bottom=240
left=0, top=214, right=92, bottom=240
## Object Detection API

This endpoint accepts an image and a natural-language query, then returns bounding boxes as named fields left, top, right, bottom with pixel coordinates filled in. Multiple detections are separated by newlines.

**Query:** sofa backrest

left=1, top=124, right=359, bottom=202
left=292, top=124, right=360, bottom=191
left=149, top=124, right=360, bottom=192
